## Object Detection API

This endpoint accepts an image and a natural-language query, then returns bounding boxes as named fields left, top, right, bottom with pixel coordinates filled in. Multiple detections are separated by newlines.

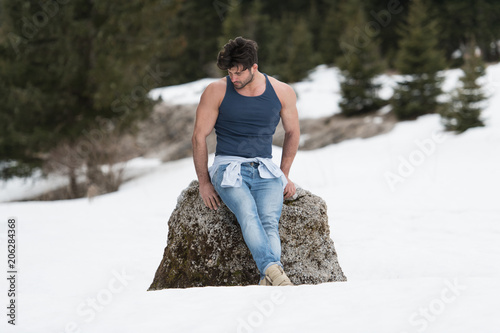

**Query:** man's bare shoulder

left=204, top=77, right=227, bottom=96
left=267, top=75, right=297, bottom=104
left=198, top=77, right=226, bottom=108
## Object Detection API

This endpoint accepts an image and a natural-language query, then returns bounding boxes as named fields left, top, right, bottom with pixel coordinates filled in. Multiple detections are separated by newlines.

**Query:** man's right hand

left=199, top=181, right=221, bottom=210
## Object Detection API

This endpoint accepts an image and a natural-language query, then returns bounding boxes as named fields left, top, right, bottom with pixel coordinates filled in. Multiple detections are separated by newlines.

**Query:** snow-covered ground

left=1, top=64, right=500, bottom=333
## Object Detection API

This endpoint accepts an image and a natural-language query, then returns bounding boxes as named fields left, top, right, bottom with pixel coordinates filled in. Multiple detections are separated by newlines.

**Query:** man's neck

left=236, top=71, right=265, bottom=97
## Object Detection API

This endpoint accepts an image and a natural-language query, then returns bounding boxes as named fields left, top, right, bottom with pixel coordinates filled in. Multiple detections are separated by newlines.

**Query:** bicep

left=193, top=85, right=220, bottom=138
left=280, top=86, right=300, bottom=134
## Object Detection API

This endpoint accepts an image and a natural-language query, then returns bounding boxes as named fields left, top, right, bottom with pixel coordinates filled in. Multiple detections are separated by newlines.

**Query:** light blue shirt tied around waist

left=208, top=155, right=288, bottom=190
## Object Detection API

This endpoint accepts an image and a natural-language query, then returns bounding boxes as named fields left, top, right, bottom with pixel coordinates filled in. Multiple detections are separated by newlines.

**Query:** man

left=192, top=37, right=300, bottom=286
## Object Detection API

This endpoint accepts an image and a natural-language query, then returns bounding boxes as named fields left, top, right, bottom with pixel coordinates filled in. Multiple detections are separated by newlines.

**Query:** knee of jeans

left=260, top=207, right=282, bottom=223
left=260, top=216, right=279, bottom=229
left=262, top=223, right=280, bottom=237
left=237, top=209, right=261, bottom=226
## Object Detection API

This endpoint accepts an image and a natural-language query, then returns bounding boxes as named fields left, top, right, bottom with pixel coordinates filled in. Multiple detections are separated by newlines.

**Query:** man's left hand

left=283, top=177, right=296, bottom=199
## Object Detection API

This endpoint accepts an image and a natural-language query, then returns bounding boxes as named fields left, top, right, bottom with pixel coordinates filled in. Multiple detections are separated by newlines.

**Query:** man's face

left=228, top=65, right=254, bottom=89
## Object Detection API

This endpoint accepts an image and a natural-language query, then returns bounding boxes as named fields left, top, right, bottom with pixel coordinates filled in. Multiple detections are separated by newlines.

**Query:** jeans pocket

left=211, top=164, right=227, bottom=187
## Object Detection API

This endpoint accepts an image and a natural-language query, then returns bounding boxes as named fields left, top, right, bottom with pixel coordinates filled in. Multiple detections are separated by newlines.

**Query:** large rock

left=148, top=180, right=346, bottom=289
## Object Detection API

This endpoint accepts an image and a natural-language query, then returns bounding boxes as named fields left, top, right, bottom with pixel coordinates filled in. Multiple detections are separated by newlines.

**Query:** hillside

left=0, top=64, right=499, bottom=332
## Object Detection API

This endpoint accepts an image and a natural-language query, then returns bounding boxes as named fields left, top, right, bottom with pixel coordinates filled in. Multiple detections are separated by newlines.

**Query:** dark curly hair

left=217, top=37, right=258, bottom=71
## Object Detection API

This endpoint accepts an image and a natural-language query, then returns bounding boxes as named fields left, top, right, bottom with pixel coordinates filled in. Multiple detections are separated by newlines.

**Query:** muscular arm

left=192, top=81, right=224, bottom=210
left=278, top=83, right=300, bottom=198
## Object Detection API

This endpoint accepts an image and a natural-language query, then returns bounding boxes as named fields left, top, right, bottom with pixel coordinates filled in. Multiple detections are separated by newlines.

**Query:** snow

left=149, top=78, right=219, bottom=105
left=1, top=64, right=500, bottom=333
left=293, top=65, right=343, bottom=118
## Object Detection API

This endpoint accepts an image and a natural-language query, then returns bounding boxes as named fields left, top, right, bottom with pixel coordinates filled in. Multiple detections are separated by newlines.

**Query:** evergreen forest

left=1, top=0, right=499, bottom=192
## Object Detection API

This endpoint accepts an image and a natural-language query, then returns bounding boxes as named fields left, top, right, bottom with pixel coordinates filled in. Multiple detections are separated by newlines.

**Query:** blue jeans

left=212, top=162, right=284, bottom=278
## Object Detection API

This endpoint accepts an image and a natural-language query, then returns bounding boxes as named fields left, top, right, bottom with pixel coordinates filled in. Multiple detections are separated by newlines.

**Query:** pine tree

left=248, top=0, right=274, bottom=72
left=391, top=0, right=447, bottom=120
left=364, top=0, right=409, bottom=68
left=433, top=0, right=500, bottom=63
left=319, top=0, right=348, bottom=65
left=218, top=0, right=246, bottom=48
left=265, top=14, right=316, bottom=83
left=307, top=0, right=322, bottom=53
left=337, top=5, right=386, bottom=116
left=162, top=0, right=222, bottom=82
left=217, top=0, right=267, bottom=55
left=0, top=0, right=180, bottom=181
left=284, top=17, right=317, bottom=83
left=441, top=40, right=486, bottom=133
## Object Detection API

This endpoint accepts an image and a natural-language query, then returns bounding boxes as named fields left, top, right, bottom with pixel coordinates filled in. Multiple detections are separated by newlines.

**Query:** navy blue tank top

left=215, top=74, right=282, bottom=158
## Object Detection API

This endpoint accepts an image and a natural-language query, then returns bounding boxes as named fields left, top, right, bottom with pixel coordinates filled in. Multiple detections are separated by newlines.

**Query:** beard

left=233, top=71, right=254, bottom=89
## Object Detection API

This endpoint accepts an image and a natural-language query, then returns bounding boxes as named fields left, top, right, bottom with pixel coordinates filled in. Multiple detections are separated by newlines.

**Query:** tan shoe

left=263, top=264, right=294, bottom=286
left=259, top=276, right=272, bottom=286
